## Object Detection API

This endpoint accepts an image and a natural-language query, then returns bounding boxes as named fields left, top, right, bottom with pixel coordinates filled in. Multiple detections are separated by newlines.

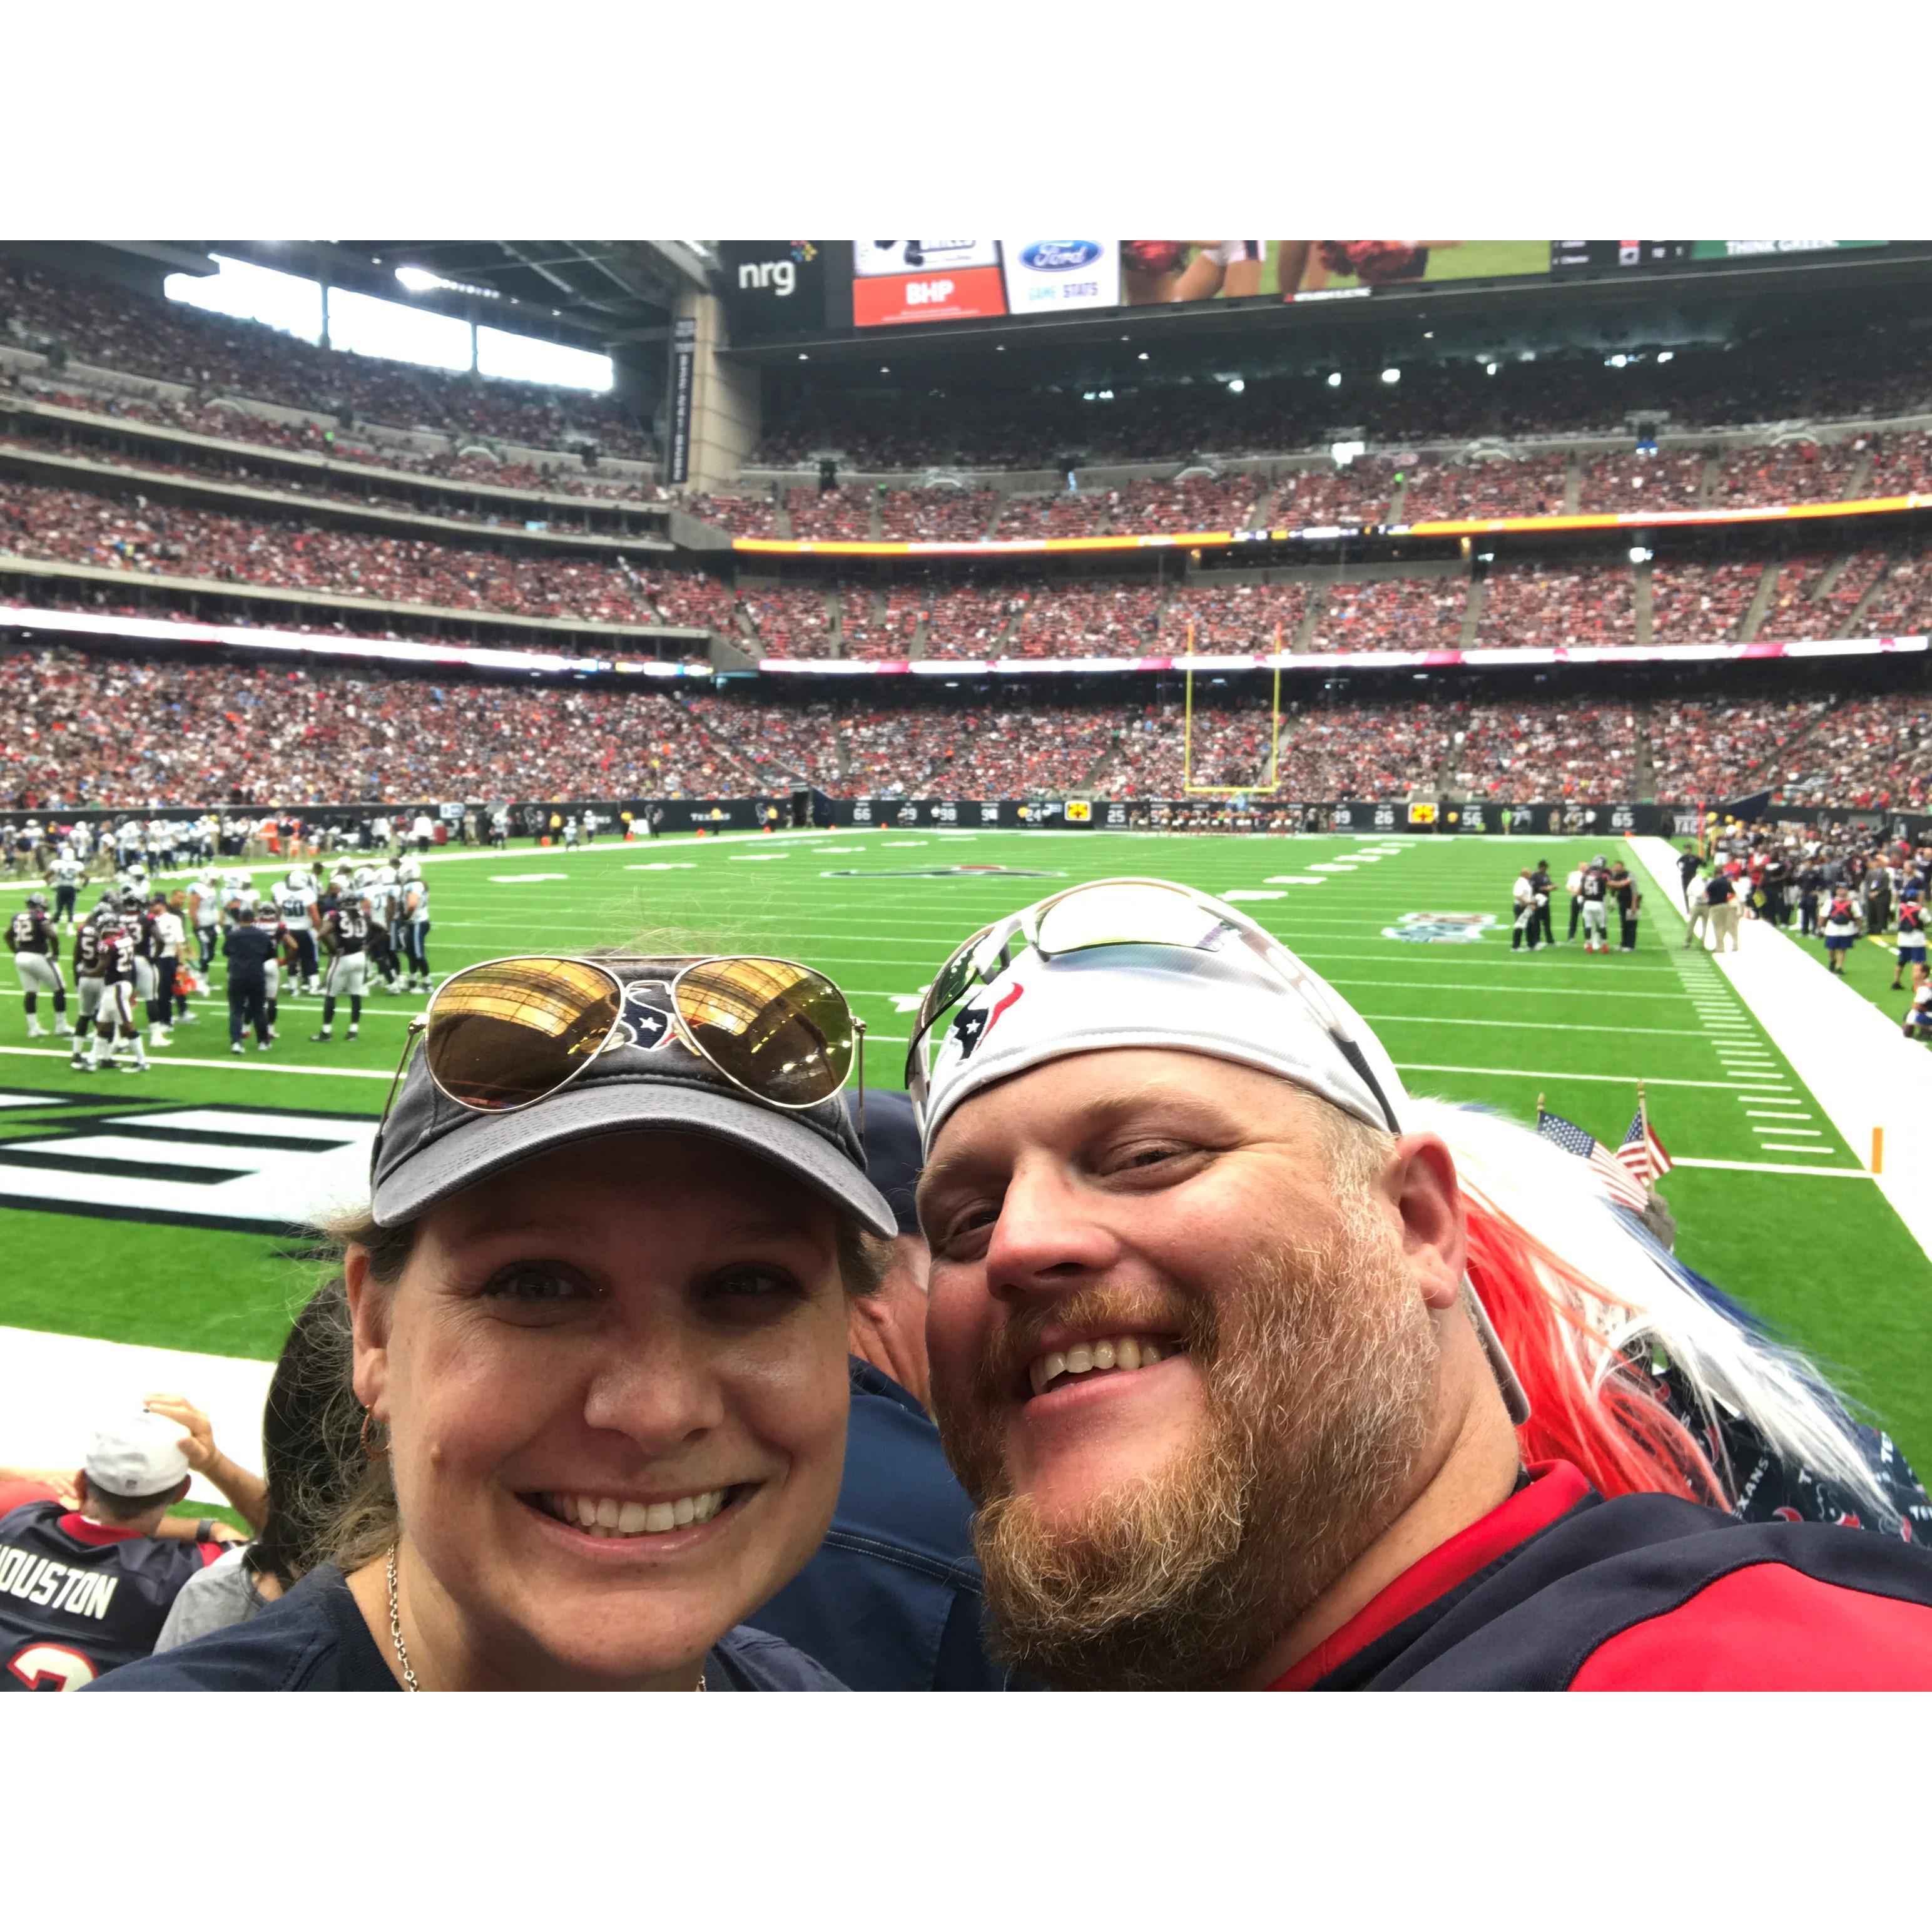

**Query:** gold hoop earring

left=360, top=1408, right=390, bottom=1462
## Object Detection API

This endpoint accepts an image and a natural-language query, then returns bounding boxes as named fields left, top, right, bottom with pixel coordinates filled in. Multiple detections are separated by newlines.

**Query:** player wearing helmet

left=78, top=902, right=146, bottom=1074
left=367, top=863, right=403, bottom=991
left=7, top=892, right=72, bottom=1039
left=399, top=866, right=432, bottom=994
left=46, top=846, right=83, bottom=928
left=188, top=868, right=223, bottom=973
left=277, top=869, right=322, bottom=995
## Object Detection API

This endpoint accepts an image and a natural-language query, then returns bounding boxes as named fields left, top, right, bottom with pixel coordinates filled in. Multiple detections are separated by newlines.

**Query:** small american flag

left=1537, top=1105, right=1651, bottom=1212
left=1617, top=1101, right=1674, bottom=1189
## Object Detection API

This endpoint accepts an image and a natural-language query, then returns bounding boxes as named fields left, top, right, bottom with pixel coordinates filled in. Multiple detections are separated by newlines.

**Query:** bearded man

left=906, top=879, right=1932, bottom=1690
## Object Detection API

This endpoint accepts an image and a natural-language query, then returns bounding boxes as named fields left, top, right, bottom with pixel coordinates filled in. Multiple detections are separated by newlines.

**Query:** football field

left=4, top=826, right=1929, bottom=1472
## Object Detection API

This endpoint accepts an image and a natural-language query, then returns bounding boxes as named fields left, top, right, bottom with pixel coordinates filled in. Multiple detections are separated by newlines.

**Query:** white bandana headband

left=915, top=883, right=1408, bottom=1154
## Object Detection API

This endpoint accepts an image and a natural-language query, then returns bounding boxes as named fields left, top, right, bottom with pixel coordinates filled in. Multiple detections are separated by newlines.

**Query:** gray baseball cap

left=370, top=957, right=896, bottom=1238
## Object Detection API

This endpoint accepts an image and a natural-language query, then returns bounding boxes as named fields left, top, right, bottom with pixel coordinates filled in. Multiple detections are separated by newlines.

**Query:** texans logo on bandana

left=950, top=982, right=1024, bottom=1061
left=950, top=1004, right=989, bottom=1060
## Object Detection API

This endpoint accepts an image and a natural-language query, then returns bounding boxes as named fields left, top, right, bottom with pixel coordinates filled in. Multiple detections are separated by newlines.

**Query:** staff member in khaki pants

left=1705, top=868, right=1741, bottom=952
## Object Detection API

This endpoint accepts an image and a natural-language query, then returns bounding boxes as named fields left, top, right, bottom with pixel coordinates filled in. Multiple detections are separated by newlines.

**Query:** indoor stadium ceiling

left=195, top=240, right=714, bottom=351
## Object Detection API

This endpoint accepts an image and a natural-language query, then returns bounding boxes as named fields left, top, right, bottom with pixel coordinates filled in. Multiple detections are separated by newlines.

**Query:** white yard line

left=0, top=1044, right=392, bottom=1080
left=1632, top=835, right=1932, bottom=1263
left=1673, top=1158, right=1876, bottom=1180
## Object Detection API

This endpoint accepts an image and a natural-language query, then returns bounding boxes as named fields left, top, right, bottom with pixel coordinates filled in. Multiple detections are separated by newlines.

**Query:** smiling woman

left=91, top=951, right=895, bottom=1694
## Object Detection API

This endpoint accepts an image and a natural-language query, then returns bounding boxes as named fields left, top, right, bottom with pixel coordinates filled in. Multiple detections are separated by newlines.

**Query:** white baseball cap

left=84, top=1410, right=191, bottom=1498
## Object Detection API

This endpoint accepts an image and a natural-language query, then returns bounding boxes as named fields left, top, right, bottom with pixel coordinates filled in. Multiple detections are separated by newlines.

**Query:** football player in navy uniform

left=82, top=902, right=147, bottom=1074
left=253, top=902, right=302, bottom=1044
left=68, top=903, right=111, bottom=1068
left=310, top=890, right=372, bottom=1042
left=0, top=1408, right=256, bottom=1690
left=1578, top=860, right=1610, bottom=952
left=7, top=892, right=73, bottom=1040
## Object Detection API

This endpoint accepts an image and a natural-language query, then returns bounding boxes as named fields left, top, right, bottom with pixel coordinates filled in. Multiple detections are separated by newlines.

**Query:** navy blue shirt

left=221, top=925, right=278, bottom=985
left=748, top=1360, right=1013, bottom=1691
left=88, top=1564, right=845, bottom=1691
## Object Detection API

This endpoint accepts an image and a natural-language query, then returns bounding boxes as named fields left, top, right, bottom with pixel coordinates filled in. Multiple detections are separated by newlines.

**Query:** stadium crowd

left=0, top=475, right=726, bottom=633
left=0, top=257, right=654, bottom=456
left=0, top=646, right=755, bottom=805
left=1649, top=560, right=1766, bottom=643
left=1310, top=576, right=1468, bottom=652
left=1647, top=698, right=1836, bottom=801
left=1476, top=565, right=1635, bottom=648
left=2, top=641, right=1928, bottom=814
left=0, top=423, right=663, bottom=538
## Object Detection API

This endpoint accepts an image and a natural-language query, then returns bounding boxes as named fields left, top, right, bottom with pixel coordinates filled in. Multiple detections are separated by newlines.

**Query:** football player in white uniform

left=367, top=863, right=402, bottom=991
left=277, top=868, right=323, bottom=994
left=397, top=859, right=432, bottom=994
left=46, top=845, right=84, bottom=928
left=188, top=868, right=223, bottom=972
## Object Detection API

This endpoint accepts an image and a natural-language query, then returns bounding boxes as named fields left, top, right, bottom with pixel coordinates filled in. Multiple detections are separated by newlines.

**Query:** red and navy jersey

left=5, top=908, right=54, bottom=955
left=1277, top=1463, right=1932, bottom=1690
left=0, top=1501, right=221, bottom=1690
left=1899, top=902, right=1925, bottom=940
left=323, top=903, right=369, bottom=955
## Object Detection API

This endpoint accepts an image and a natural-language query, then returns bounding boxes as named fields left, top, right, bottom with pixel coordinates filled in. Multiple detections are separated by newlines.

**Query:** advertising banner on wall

left=853, top=241, right=1009, bottom=328
left=666, top=316, right=696, bottom=486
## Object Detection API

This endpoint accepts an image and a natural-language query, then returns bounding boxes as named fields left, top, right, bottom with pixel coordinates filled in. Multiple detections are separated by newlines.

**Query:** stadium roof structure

left=183, top=240, right=713, bottom=354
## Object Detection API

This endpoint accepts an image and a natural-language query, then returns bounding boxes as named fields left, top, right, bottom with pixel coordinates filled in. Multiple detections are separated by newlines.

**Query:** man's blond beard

left=937, top=1182, right=1438, bottom=1691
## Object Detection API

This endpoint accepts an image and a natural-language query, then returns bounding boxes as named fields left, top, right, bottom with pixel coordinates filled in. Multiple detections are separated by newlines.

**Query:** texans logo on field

left=0, top=1091, right=376, bottom=1234
left=1383, top=912, right=1498, bottom=945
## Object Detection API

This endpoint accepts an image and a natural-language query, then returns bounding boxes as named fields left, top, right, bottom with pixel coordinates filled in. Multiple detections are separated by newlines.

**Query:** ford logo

left=1019, top=240, right=1102, bottom=272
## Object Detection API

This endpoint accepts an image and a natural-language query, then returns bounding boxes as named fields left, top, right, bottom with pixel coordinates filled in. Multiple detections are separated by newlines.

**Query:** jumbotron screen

left=718, top=238, right=1896, bottom=342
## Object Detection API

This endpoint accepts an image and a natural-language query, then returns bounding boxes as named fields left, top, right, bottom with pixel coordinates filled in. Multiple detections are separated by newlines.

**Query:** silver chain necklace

left=384, top=1541, right=705, bottom=1691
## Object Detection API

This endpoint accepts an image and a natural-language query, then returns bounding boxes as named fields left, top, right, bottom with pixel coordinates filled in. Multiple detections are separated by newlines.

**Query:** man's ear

left=1386, top=1133, right=1468, bottom=1312
left=345, top=1244, right=393, bottom=1415
left=169, top=1476, right=192, bottom=1508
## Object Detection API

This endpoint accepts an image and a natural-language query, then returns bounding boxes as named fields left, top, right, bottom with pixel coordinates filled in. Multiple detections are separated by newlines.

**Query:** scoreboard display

left=1551, top=239, right=1887, bottom=273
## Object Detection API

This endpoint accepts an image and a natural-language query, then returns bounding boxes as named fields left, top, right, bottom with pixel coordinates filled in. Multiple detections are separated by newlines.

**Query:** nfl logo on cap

left=84, top=1410, right=191, bottom=1497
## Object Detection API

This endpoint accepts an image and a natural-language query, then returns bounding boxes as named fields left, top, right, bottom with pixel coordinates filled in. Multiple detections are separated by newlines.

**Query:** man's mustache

left=974, top=1283, right=1211, bottom=1393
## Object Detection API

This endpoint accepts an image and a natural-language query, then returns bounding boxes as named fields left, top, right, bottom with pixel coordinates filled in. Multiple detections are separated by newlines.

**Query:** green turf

left=4, top=828, right=1928, bottom=1466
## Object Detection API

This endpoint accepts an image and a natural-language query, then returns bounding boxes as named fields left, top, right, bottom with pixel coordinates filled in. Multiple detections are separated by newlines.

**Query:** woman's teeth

left=1028, top=1336, right=1176, bottom=1398
left=548, top=1490, right=730, bottom=1538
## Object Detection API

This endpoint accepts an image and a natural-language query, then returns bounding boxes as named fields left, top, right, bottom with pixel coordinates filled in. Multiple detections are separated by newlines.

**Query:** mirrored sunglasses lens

left=922, top=931, right=991, bottom=1030
left=425, top=958, right=621, bottom=1110
left=1035, top=883, right=1224, bottom=956
left=675, top=958, right=855, bottom=1106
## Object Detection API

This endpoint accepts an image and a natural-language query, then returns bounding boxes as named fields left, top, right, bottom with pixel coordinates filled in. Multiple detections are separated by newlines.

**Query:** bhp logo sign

left=855, top=265, right=1008, bottom=328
